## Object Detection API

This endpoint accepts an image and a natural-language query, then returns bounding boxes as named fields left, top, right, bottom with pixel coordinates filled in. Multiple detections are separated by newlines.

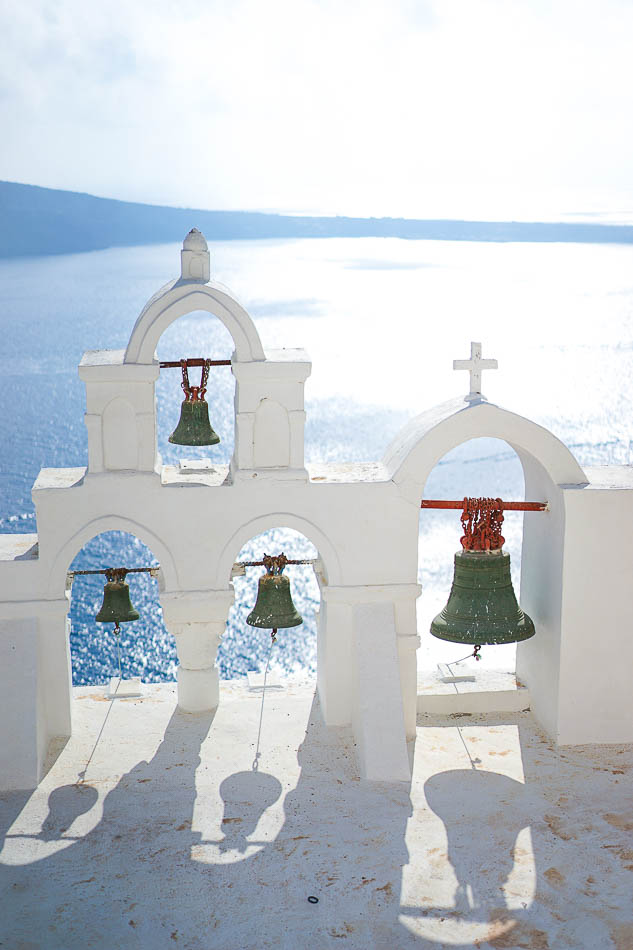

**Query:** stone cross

left=453, top=342, right=498, bottom=395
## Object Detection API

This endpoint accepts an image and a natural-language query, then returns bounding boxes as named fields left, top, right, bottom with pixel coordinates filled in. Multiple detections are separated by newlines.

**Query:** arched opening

left=418, top=436, right=527, bottom=671
left=219, top=527, right=321, bottom=679
left=67, top=531, right=174, bottom=686
left=156, top=311, right=236, bottom=467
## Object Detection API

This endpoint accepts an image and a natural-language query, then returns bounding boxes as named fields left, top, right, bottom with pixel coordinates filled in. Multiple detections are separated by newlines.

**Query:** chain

left=460, top=497, right=505, bottom=551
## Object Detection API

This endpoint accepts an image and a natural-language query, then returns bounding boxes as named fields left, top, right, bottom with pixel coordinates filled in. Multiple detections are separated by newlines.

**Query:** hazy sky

left=1, top=0, right=632, bottom=219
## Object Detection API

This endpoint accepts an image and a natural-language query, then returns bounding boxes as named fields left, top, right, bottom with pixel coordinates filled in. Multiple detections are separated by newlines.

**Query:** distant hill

left=1, top=179, right=633, bottom=258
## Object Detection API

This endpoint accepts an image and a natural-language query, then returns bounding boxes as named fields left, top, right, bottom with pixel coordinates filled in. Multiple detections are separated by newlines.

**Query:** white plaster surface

left=1, top=681, right=632, bottom=950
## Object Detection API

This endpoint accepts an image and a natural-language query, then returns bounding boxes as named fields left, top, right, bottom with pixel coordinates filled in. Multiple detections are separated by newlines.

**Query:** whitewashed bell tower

left=1, top=231, right=632, bottom=793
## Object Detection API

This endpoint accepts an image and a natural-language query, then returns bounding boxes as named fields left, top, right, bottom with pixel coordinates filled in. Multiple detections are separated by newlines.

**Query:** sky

left=1, top=0, right=632, bottom=220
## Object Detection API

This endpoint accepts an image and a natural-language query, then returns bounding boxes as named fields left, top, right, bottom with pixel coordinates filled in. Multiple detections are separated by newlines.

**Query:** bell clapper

left=271, top=628, right=277, bottom=644
left=473, top=644, right=482, bottom=661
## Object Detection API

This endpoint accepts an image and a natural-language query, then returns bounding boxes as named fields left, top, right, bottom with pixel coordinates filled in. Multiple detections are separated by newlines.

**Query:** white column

left=160, top=590, right=234, bottom=713
left=319, top=584, right=420, bottom=781
left=0, top=597, right=72, bottom=792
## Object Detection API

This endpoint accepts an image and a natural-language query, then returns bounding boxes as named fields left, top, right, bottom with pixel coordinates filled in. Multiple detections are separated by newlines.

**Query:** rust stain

left=329, top=922, right=355, bottom=938
left=613, top=923, right=633, bottom=950
left=544, top=867, right=565, bottom=887
left=544, top=814, right=575, bottom=840
left=604, top=845, right=633, bottom=864
left=375, top=882, right=393, bottom=897
left=486, top=912, right=549, bottom=949
left=176, top=821, right=190, bottom=831
left=604, top=814, right=633, bottom=832
left=221, top=817, right=242, bottom=824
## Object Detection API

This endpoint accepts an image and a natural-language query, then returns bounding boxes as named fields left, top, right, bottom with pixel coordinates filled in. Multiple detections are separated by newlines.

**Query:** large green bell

left=430, top=550, right=535, bottom=645
left=247, top=571, right=303, bottom=630
left=96, top=576, right=140, bottom=627
left=168, top=398, right=220, bottom=446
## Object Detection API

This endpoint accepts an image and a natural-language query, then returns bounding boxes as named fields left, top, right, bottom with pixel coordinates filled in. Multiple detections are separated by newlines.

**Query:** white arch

left=215, top=512, right=343, bottom=588
left=124, top=281, right=266, bottom=364
left=383, top=397, right=587, bottom=494
left=47, top=515, right=179, bottom=597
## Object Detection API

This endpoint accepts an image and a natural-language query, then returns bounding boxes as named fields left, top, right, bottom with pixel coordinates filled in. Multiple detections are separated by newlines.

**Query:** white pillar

left=352, top=602, right=411, bottom=782
left=160, top=590, right=234, bottom=713
left=0, top=597, right=72, bottom=792
left=318, top=584, right=420, bottom=781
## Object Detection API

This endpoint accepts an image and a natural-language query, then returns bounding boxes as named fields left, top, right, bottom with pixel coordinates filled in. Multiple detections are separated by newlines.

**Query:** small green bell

left=96, top=571, right=140, bottom=627
left=168, top=398, right=220, bottom=446
left=430, top=550, right=535, bottom=646
left=168, top=358, right=220, bottom=447
left=247, top=556, right=303, bottom=630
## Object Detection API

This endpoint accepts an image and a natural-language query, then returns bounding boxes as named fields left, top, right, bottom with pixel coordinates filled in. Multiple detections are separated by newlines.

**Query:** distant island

left=1, top=179, right=633, bottom=258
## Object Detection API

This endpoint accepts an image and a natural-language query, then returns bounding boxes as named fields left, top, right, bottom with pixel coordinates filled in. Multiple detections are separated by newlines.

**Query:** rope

left=77, top=624, right=122, bottom=785
left=252, top=632, right=275, bottom=771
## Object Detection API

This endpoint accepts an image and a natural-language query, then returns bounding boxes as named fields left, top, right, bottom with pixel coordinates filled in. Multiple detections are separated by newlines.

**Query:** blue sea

left=1, top=237, right=632, bottom=683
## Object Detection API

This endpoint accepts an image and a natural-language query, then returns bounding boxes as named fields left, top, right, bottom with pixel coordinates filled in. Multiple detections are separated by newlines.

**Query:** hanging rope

left=77, top=625, right=122, bottom=786
left=252, top=631, right=276, bottom=772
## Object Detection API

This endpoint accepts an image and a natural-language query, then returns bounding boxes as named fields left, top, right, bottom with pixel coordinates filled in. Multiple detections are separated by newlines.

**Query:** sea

left=1, top=237, right=632, bottom=684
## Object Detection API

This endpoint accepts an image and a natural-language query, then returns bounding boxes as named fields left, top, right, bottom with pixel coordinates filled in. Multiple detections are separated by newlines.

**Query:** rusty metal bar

left=420, top=500, right=547, bottom=511
left=68, top=567, right=160, bottom=577
left=159, top=358, right=231, bottom=368
left=238, top=559, right=316, bottom=567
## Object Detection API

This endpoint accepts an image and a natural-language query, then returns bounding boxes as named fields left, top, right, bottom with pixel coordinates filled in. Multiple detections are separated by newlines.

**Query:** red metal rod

left=159, top=359, right=232, bottom=368
left=239, top=559, right=315, bottom=567
left=69, top=566, right=159, bottom=576
left=420, top=500, right=547, bottom=511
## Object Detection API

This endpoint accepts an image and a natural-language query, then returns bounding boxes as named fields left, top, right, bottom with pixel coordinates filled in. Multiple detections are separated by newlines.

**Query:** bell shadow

left=423, top=768, right=529, bottom=915
left=395, top=717, right=548, bottom=949
left=0, top=707, right=216, bottom=948
left=404, top=710, right=633, bottom=949
left=209, top=693, right=425, bottom=949
left=39, top=783, right=99, bottom=841
left=218, top=769, right=282, bottom=853
left=0, top=692, right=457, bottom=949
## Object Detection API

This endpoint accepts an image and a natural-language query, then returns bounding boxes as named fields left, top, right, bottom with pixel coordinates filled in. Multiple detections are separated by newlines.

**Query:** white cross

left=453, top=341, right=498, bottom=395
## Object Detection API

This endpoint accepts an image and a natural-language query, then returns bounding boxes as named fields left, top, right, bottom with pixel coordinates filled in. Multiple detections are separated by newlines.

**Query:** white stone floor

left=1, top=679, right=632, bottom=950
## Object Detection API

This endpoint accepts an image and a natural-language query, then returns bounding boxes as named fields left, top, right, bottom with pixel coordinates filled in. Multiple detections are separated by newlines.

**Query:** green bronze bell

left=96, top=571, right=140, bottom=629
left=430, top=550, right=535, bottom=646
left=168, top=398, right=220, bottom=446
left=168, top=358, right=220, bottom=446
left=247, top=556, right=303, bottom=631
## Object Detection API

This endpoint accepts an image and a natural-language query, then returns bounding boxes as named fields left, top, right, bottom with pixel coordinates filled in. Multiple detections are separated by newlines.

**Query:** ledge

left=32, top=468, right=86, bottom=492
left=0, top=534, right=39, bottom=562
left=308, top=461, right=390, bottom=484
left=161, top=464, right=230, bottom=487
left=562, top=465, right=633, bottom=491
left=417, top=668, right=530, bottom=715
left=79, top=350, right=159, bottom=382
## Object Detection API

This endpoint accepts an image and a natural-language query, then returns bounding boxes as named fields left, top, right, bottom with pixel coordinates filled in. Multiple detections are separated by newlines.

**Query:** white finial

left=453, top=341, right=498, bottom=396
left=181, top=228, right=210, bottom=282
